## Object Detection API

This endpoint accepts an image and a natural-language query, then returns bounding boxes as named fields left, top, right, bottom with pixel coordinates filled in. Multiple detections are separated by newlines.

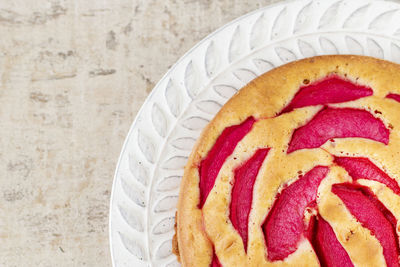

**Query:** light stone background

left=0, top=0, right=282, bottom=266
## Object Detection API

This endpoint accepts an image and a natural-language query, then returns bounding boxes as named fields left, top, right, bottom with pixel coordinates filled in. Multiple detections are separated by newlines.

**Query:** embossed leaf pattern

left=153, top=217, right=175, bottom=235
left=121, top=177, right=146, bottom=207
left=156, top=176, right=182, bottom=192
left=233, top=68, right=258, bottom=84
left=250, top=13, right=269, bottom=49
left=298, top=39, right=316, bottom=57
left=181, top=116, right=209, bottom=130
left=343, top=4, right=370, bottom=29
left=294, top=1, right=313, bottom=34
left=369, top=9, right=398, bottom=31
left=165, top=79, right=182, bottom=117
left=391, top=43, right=400, bottom=63
left=170, top=137, right=196, bottom=151
left=367, top=38, right=384, bottom=59
left=119, top=232, right=146, bottom=261
left=205, top=41, right=219, bottom=77
left=119, top=205, right=144, bottom=232
left=319, top=37, right=338, bottom=54
left=162, top=156, right=188, bottom=170
left=229, top=26, right=246, bottom=63
left=271, top=7, right=287, bottom=40
left=275, top=47, right=297, bottom=63
left=185, top=61, right=200, bottom=99
left=129, top=154, right=149, bottom=186
left=152, top=103, right=168, bottom=137
left=253, top=58, right=274, bottom=73
left=154, top=196, right=179, bottom=213
left=111, top=1, right=400, bottom=266
left=213, top=84, right=238, bottom=99
left=196, top=100, right=222, bottom=115
left=138, top=130, right=156, bottom=164
left=319, top=1, right=342, bottom=29
left=155, top=240, right=173, bottom=260
left=345, top=36, right=364, bottom=55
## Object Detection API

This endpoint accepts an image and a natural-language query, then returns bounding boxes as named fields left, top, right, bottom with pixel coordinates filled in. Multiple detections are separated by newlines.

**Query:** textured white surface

left=109, top=0, right=400, bottom=266
left=0, top=0, right=286, bottom=266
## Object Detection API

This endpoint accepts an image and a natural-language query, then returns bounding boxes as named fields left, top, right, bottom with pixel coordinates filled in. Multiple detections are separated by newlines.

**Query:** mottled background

left=0, top=0, right=281, bottom=266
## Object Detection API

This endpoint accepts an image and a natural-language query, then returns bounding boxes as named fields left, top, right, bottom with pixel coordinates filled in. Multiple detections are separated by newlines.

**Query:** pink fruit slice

left=211, top=252, right=222, bottom=267
left=309, top=215, right=354, bottom=267
left=386, top=93, right=400, bottom=103
left=199, top=117, right=255, bottom=208
left=281, top=76, right=372, bottom=113
left=262, top=166, right=329, bottom=261
left=334, top=157, right=400, bottom=194
left=230, top=148, right=270, bottom=252
left=287, top=107, right=389, bottom=153
left=332, top=183, right=400, bottom=267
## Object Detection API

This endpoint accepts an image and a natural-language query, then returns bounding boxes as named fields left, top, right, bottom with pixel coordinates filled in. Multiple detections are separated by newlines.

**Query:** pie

left=173, top=55, right=400, bottom=267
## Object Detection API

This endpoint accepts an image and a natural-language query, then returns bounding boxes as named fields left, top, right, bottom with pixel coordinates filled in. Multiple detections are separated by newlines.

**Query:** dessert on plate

left=173, top=55, right=400, bottom=267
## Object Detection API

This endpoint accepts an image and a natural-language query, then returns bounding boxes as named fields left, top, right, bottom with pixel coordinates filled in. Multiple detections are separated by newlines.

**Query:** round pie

left=173, top=55, right=400, bottom=267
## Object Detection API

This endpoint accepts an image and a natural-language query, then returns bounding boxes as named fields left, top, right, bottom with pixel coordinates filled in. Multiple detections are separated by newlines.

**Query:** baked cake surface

left=174, top=55, right=400, bottom=267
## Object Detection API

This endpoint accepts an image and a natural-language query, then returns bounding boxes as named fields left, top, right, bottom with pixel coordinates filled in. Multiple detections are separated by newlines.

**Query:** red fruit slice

left=211, top=253, right=222, bottom=267
left=199, top=117, right=255, bottom=208
left=332, top=183, right=400, bottom=267
left=334, top=157, right=400, bottom=195
left=287, top=107, right=389, bottom=153
left=262, top=166, right=329, bottom=261
left=387, top=93, right=400, bottom=103
left=309, top=215, right=354, bottom=267
left=281, top=76, right=372, bottom=113
left=230, top=148, right=270, bottom=252
left=305, top=213, right=317, bottom=241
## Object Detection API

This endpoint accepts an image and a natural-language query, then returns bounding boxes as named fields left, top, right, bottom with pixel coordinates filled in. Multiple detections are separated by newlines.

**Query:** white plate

left=109, top=0, right=400, bottom=266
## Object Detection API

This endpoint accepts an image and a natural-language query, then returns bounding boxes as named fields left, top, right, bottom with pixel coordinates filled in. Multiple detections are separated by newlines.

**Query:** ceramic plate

left=109, top=0, right=400, bottom=266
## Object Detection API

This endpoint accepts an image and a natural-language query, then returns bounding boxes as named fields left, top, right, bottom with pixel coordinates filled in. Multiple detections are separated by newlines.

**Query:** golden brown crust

left=176, top=55, right=400, bottom=267
left=172, top=211, right=181, bottom=262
